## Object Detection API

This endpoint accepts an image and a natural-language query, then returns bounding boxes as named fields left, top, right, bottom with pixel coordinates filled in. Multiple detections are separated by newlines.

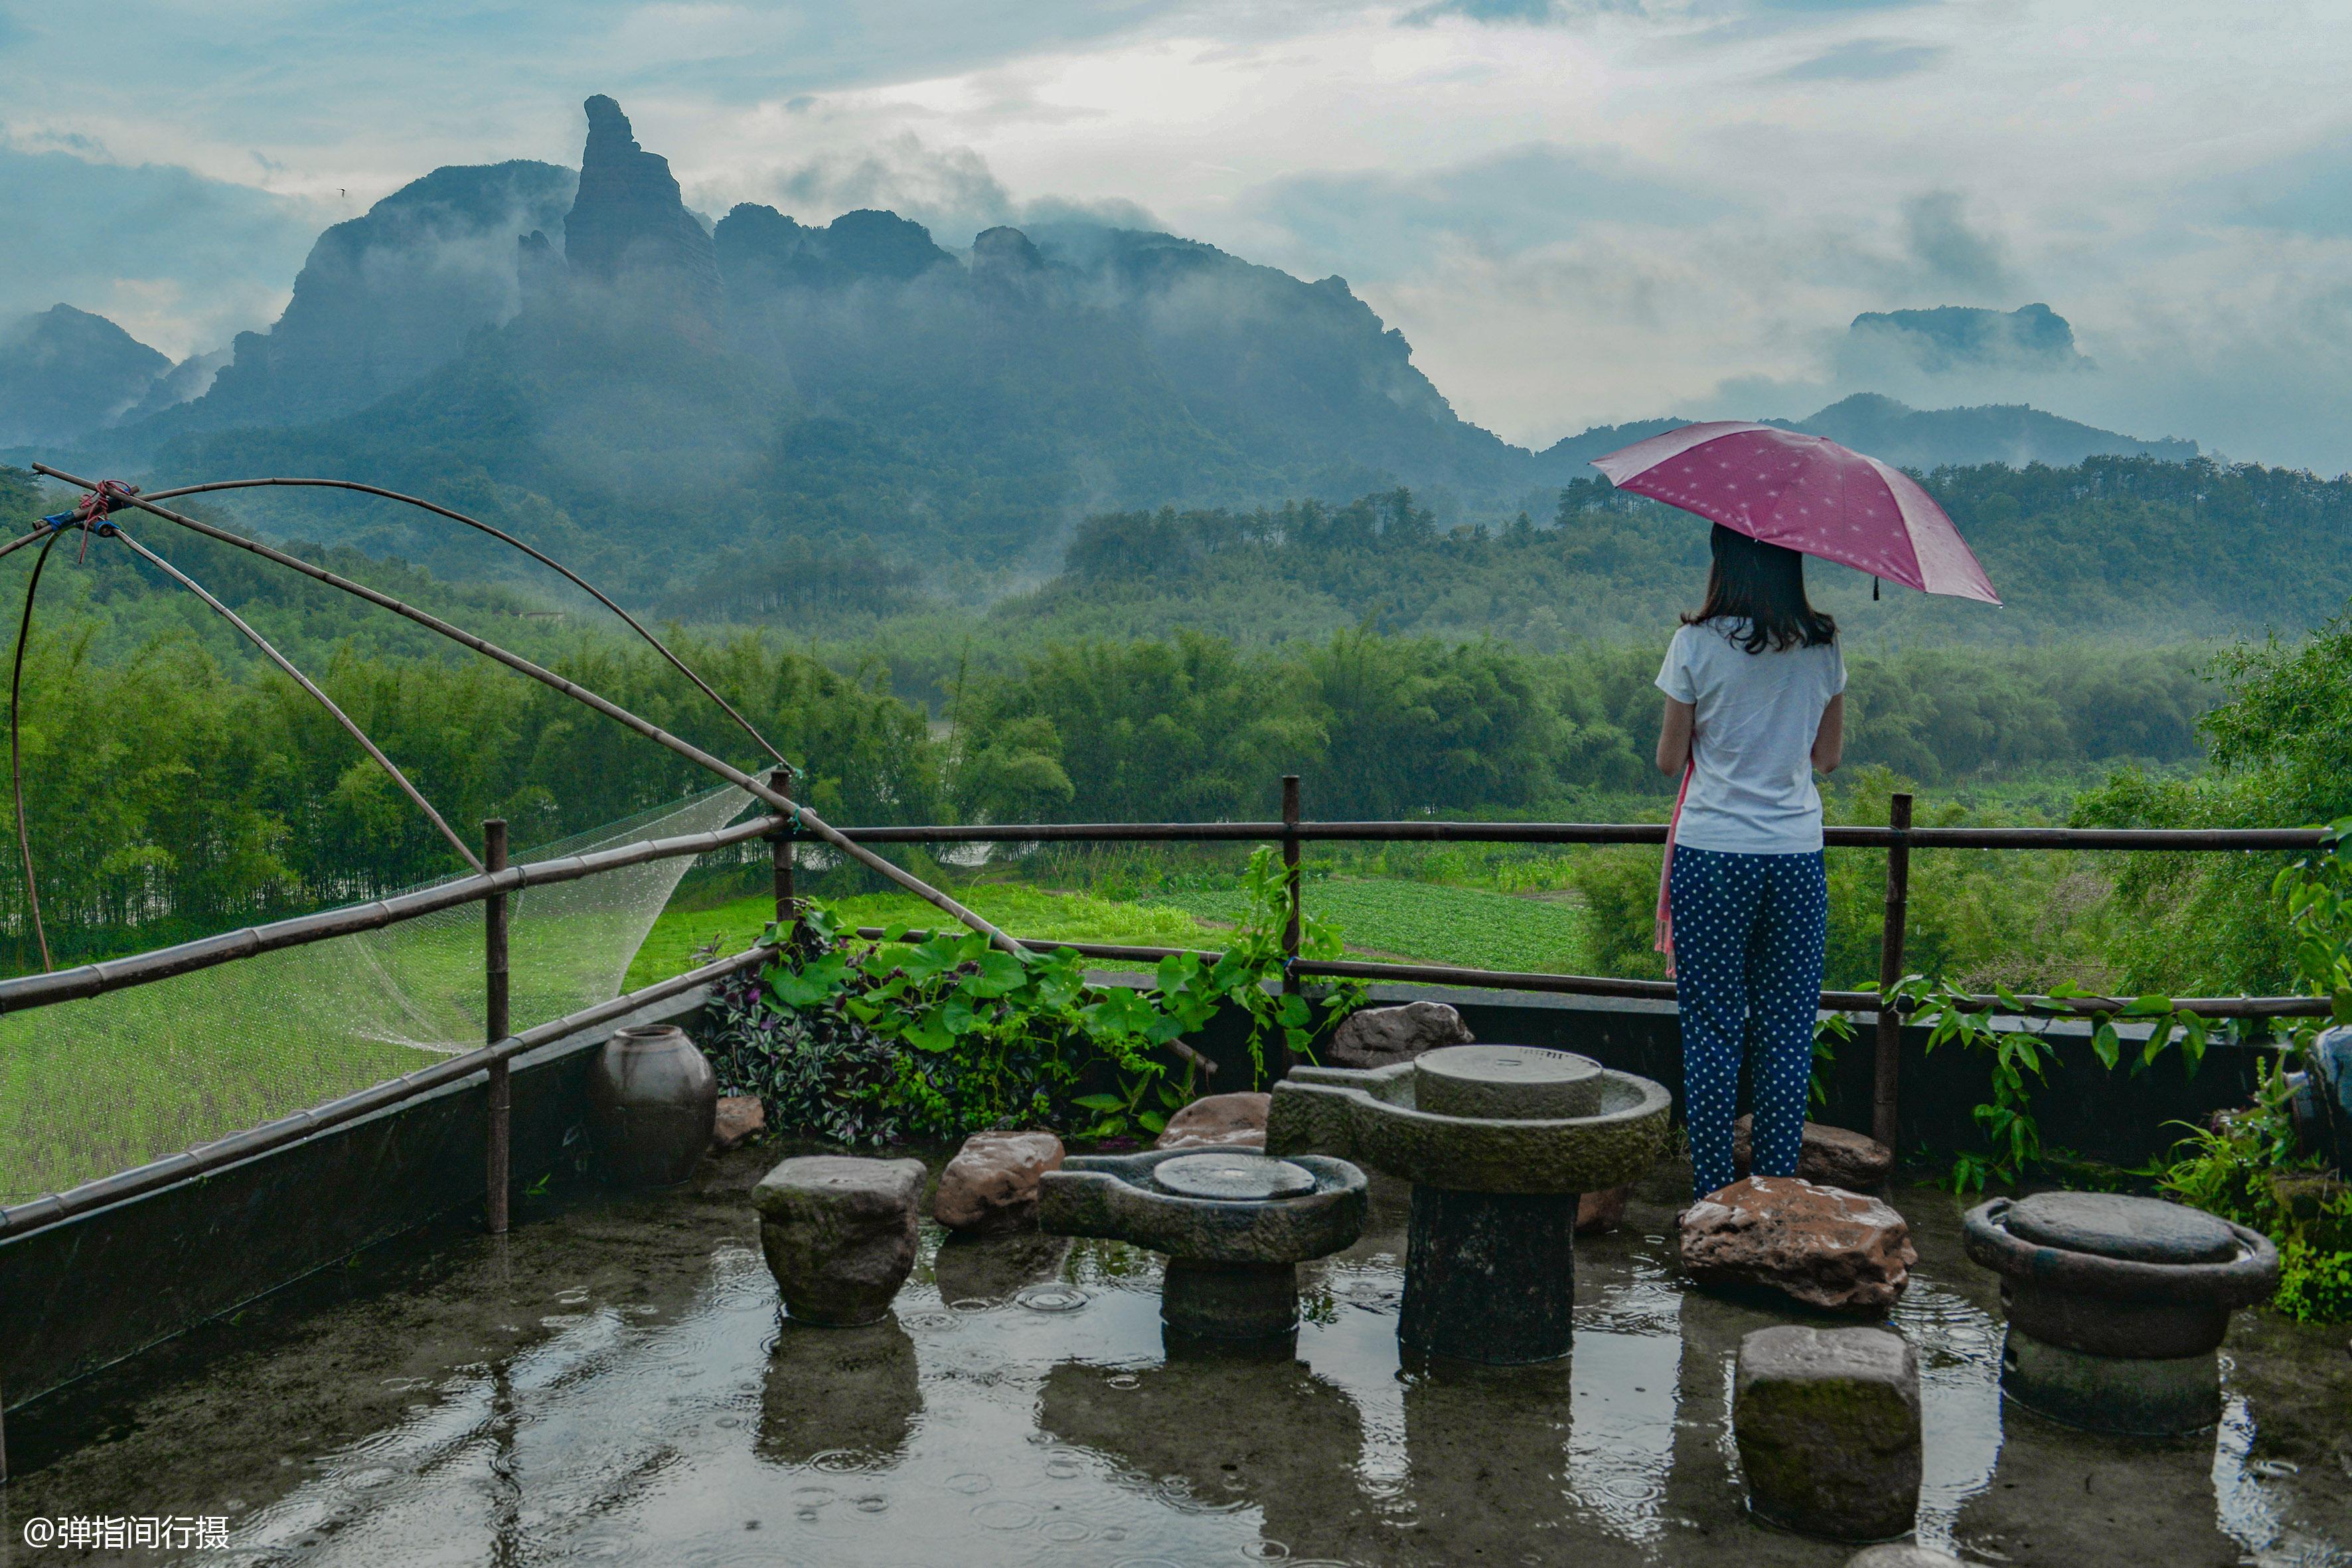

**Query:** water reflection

left=1397, top=1355, right=1580, bottom=1558
left=1038, top=1354, right=1372, bottom=1562
left=933, top=1231, right=1073, bottom=1307
left=759, top=1316, right=921, bottom=1468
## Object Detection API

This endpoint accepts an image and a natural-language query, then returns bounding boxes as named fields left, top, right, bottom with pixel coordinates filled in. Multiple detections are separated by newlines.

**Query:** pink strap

left=1654, top=760, right=1695, bottom=978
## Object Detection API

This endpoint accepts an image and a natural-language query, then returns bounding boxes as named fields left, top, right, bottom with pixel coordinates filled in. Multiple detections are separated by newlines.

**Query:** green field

left=623, top=883, right=1220, bottom=989
left=1152, top=878, right=1594, bottom=973
left=627, top=874, right=1595, bottom=988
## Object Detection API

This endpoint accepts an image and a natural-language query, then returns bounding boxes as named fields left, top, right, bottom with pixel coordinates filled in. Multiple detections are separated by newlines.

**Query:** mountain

left=0, top=305, right=171, bottom=446
left=1844, top=303, right=2090, bottom=375
left=84, top=95, right=2207, bottom=596
left=1784, top=393, right=2196, bottom=471
left=143, top=159, right=577, bottom=435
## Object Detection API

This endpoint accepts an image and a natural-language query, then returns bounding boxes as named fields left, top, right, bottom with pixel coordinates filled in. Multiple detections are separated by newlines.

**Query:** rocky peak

left=562, top=95, right=722, bottom=316
left=0, top=304, right=172, bottom=445
left=970, top=226, right=1045, bottom=275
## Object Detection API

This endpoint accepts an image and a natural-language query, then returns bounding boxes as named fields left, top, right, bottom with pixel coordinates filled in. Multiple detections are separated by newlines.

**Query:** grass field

left=627, top=874, right=1595, bottom=988
left=623, top=884, right=1220, bottom=990
left=1152, top=878, right=1594, bottom=973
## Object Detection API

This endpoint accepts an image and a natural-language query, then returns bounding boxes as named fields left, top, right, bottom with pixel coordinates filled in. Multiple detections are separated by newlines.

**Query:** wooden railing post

left=1277, top=773, right=1302, bottom=1082
left=483, top=819, right=511, bottom=1235
left=1871, top=791, right=1913, bottom=1149
left=769, top=765, right=798, bottom=927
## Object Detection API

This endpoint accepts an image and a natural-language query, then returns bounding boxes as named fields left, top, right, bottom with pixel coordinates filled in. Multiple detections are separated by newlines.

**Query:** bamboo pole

left=113, top=530, right=483, bottom=873
left=32, top=465, right=1022, bottom=961
left=128, top=475, right=787, bottom=769
left=484, top=819, right=511, bottom=1235
left=1873, top=791, right=1914, bottom=1149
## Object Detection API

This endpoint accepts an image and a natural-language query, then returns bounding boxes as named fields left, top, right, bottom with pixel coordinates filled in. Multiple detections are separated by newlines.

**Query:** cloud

left=1235, top=143, right=1725, bottom=281
left=690, top=121, right=1161, bottom=250
left=1774, top=38, right=1944, bottom=79
left=1402, top=0, right=1636, bottom=24
left=1897, top=190, right=2011, bottom=297
left=2209, top=141, right=2352, bottom=240
left=0, top=141, right=321, bottom=356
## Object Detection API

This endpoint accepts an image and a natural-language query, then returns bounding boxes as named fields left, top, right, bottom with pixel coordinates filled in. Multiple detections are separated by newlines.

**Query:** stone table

left=1267, top=1044, right=1671, bottom=1364
left=1962, top=1190, right=2278, bottom=1434
left=1038, top=1147, right=1367, bottom=1340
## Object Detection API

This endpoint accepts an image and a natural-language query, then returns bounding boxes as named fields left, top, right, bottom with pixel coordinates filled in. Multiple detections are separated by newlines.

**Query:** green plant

left=1891, top=973, right=2212, bottom=1191
left=728, top=846, right=1360, bottom=1144
left=2158, top=1058, right=2352, bottom=1324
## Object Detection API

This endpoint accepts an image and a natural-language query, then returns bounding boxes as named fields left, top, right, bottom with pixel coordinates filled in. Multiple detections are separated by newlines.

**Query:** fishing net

left=0, top=780, right=757, bottom=1203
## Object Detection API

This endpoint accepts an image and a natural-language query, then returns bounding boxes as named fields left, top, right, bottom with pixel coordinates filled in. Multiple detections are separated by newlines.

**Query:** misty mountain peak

left=564, top=95, right=722, bottom=315
left=1846, top=303, right=2090, bottom=375
left=970, top=226, right=1045, bottom=274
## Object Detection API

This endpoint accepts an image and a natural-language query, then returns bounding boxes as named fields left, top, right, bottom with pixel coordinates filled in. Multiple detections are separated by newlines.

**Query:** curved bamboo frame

left=31, top=463, right=1020, bottom=958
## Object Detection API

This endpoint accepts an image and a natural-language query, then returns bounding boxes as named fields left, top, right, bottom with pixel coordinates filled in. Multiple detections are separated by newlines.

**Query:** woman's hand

left=1812, top=692, right=1845, bottom=775
left=1656, top=698, right=1693, bottom=775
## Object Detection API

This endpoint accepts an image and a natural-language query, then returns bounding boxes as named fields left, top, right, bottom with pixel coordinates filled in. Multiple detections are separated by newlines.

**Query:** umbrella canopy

left=1591, top=422, right=2000, bottom=605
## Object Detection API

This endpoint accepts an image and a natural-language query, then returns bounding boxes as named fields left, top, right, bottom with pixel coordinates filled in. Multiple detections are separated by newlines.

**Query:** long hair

left=1684, top=524, right=1838, bottom=653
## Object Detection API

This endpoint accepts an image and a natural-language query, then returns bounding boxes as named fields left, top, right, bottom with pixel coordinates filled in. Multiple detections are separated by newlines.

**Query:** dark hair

left=1683, top=524, right=1838, bottom=653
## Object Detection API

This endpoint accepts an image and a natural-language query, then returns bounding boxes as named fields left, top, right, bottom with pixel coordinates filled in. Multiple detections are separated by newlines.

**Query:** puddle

left=8, top=1152, right=2349, bottom=1566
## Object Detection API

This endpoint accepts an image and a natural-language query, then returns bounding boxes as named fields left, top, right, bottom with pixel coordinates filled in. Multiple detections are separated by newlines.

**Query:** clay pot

left=588, top=1024, right=717, bottom=1186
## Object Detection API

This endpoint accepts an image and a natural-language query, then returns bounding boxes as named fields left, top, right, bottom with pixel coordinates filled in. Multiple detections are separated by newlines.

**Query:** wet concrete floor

left=6, top=1148, right=2349, bottom=1566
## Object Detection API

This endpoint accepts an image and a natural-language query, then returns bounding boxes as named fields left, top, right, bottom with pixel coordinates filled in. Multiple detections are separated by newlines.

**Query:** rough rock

left=1575, top=1182, right=1632, bottom=1235
left=1326, top=1001, right=1474, bottom=1069
left=710, top=1094, right=765, bottom=1150
left=2270, top=1172, right=2351, bottom=1251
left=1846, top=1549, right=1976, bottom=1568
left=753, top=1155, right=926, bottom=1326
left=1155, top=1091, right=1270, bottom=1151
left=564, top=95, right=722, bottom=315
left=1733, top=1115, right=1896, bottom=1190
left=933, top=1130, right=1064, bottom=1233
left=1680, top=1176, right=1918, bottom=1314
left=1735, top=1324, right=1922, bottom=1541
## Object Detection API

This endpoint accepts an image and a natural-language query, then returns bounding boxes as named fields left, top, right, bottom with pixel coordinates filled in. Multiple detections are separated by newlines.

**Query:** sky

left=3, top=0, right=2348, bottom=469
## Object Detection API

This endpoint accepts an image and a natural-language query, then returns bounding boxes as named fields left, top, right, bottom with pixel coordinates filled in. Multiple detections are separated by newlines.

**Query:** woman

left=1655, top=525, right=1845, bottom=1202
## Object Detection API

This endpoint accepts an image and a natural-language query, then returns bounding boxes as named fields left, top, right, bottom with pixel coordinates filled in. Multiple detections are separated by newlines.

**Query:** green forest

left=0, top=454, right=2343, bottom=1006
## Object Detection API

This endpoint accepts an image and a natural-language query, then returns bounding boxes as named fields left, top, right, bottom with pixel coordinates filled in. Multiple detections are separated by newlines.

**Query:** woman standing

left=1655, top=525, right=1845, bottom=1202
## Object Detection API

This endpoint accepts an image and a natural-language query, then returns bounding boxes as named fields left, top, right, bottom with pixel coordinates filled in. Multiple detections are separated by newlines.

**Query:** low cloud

left=1235, top=143, right=1726, bottom=281
left=1774, top=38, right=1944, bottom=80
left=0, top=142, right=320, bottom=356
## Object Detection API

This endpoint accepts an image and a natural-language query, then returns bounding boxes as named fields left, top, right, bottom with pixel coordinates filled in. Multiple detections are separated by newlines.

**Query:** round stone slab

left=1413, top=1045, right=1605, bottom=1121
left=2006, top=1191, right=2238, bottom=1265
left=1152, top=1152, right=1316, bottom=1201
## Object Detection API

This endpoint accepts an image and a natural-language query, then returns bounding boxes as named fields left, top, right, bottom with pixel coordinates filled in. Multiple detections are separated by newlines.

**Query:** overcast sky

left=4, top=0, right=2347, bottom=469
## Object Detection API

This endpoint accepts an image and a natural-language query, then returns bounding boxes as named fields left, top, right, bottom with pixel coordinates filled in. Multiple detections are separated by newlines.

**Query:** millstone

left=2005, top=1192, right=2238, bottom=1265
left=1412, top=1044, right=1604, bottom=1121
left=1151, top=1152, right=1316, bottom=1201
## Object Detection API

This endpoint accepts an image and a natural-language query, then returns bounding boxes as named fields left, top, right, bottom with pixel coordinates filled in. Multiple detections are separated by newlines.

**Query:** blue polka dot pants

left=1669, top=846, right=1828, bottom=1201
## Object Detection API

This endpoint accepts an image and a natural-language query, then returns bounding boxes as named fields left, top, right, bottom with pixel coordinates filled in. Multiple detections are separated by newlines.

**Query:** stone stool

left=1268, top=1044, right=1671, bottom=1364
left=1963, top=1191, right=2278, bottom=1435
left=753, top=1154, right=926, bottom=1326
left=1735, top=1325, right=1922, bottom=1542
left=1040, top=1147, right=1367, bottom=1340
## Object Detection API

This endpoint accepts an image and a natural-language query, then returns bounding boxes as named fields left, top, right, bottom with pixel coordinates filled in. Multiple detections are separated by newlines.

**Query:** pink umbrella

left=1590, top=422, right=2000, bottom=605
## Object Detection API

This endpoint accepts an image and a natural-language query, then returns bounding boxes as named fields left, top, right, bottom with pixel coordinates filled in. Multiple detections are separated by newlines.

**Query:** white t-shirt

left=1654, top=619, right=1846, bottom=855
